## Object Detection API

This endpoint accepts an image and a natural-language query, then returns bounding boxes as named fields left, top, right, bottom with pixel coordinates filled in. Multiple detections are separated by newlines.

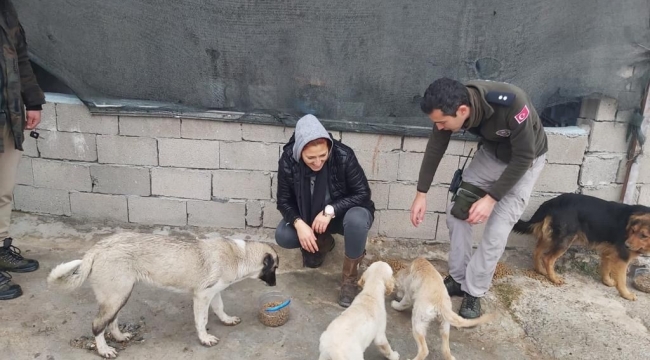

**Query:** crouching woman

left=275, top=114, right=375, bottom=307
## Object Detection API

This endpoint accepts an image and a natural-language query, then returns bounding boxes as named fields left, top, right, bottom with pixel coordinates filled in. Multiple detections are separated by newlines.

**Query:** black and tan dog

left=513, top=193, right=650, bottom=301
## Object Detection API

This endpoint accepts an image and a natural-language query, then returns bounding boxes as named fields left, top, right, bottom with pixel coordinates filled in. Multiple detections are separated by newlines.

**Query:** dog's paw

left=390, top=300, right=406, bottom=311
left=602, top=277, right=615, bottom=287
left=112, top=332, right=133, bottom=342
left=221, top=316, right=241, bottom=326
left=200, top=334, right=220, bottom=347
left=621, top=292, right=637, bottom=301
left=387, top=351, right=400, bottom=360
left=549, top=277, right=565, bottom=285
left=97, top=345, right=118, bottom=358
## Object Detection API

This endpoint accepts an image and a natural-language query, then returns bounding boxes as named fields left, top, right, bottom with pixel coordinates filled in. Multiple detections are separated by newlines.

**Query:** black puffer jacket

left=276, top=134, right=375, bottom=224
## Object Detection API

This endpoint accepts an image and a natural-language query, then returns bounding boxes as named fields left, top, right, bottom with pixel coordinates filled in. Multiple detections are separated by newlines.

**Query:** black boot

left=0, top=271, right=23, bottom=300
left=444, top=275, right=464, bottom=297
left=0, top=238, right=39, bottom=273
left=301, top=233, right=335, bottom=268
left=459, top=292, right=482, bottom=319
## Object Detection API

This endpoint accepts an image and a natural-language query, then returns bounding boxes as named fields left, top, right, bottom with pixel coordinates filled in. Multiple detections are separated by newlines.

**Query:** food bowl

left=258, top=291, right=291, bottom=327
left=633, top=267, right=650, bottom=293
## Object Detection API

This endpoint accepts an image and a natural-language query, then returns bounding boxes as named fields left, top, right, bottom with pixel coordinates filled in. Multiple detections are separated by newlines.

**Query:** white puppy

left=319, top=261, right=399, bottom=360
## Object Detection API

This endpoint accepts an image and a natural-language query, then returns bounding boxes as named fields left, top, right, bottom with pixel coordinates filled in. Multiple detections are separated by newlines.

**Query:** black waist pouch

left=450, top=182, right=487, bottom=220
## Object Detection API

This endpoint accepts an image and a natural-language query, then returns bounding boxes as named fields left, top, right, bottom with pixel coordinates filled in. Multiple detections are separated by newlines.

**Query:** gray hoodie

left=292, top=114, right=332, bottom=162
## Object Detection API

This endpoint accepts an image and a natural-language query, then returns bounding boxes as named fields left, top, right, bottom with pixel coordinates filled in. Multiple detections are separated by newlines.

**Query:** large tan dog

left=391, top=258, right=496, bottom=360
left=47, top=232, right=279, bottom=358
left=319, top=261, right=399, bottom=360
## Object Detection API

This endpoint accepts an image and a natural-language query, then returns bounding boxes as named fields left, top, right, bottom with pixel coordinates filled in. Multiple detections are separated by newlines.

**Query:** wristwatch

left=323, top=205, right=335, bottom=218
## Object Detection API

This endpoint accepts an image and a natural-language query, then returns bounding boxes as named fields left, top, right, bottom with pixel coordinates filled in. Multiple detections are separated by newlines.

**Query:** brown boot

left=338, top=251, right=366, bottom=308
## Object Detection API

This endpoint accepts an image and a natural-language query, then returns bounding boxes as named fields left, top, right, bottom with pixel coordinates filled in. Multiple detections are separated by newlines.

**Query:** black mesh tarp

left=17, top=0, right=650, bottom=136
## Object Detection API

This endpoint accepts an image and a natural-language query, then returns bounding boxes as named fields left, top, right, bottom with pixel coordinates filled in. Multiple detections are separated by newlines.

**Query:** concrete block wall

left=13, top=93, right=638, bottom=242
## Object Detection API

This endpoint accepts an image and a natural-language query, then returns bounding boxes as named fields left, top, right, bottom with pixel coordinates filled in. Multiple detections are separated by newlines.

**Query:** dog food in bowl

left=258, top=291, right=291, bottom=327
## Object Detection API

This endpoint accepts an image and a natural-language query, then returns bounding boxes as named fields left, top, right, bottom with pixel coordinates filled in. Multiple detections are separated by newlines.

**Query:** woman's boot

left=338, top=250, right=365, bottom=307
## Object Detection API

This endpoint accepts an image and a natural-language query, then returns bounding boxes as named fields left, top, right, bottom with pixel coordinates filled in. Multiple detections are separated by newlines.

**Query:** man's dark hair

left=420, top=78, right=470, bottom=116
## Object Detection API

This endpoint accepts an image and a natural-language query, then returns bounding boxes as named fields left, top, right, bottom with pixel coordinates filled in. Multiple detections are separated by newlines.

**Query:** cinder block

left=536, top=164, right=580, bottom=193
left=401, top=139, right=467, bottom=156
left=90, top=165, right=151, bottom=196
left=579, top=156, right=622, bottom=186
left=97, top=135, right=157, bottom=166
left=368, top=211, right=380, bottom=237
left=246, top=200, right=263, bottom=227
left=152, top=168, right=211, bottom=200
left=579, top=96, right=617, bottom=121
left=263, top=202, right=285, bottom=228
left=32, top=159, right=92, bottom=191
left=38, top=131, right=97, bottom=161
left=159, top=139, right=220, bottom=169
left=388, top=183, right=449, bottom=212
left=16, top=158, right=33, bottom=185
left=545, top=132, right=588, bottom=164
left=21, top=133, right=38, bottom=157
left=57, top=103, right=118, bottom=134
left=119, top=116, right=180, bottom=138
left=378, top=210, right=437, bottom=240
left=128, top=196, right=186, bottom=226
left=587, top=120, right=628, bottom=153
left=398, top=153, right=459, bottom=184
left=212, top=170, right=271, bottom=199
left=36, top=102, right=57, bottom=131
left=340, top=132, right=402, bottom=152
left=70, top=192, right=128, bottom=222
left=582, top=185, right=624, bottom=202
left=220, top=142, right=279, bottom=171
left=271, top=173, right=278, bottom=200
left=242, top=124, right=290, bottom=143
left=615, top=109, right=635, bottom=124
left=13, top=185, right=70, bottom=215
left=638, top=185, right=650, bottom=206
left=369, top=182, right=390, bottom=210
left=402, top=137, right=429, bottom=152
left=354, top=150, right=399, bottom=182
left=435, top=214, right=486, bottom=244
left=187, top=200, right=245, bottom=228
left=181, top=119, right=241, bottom=141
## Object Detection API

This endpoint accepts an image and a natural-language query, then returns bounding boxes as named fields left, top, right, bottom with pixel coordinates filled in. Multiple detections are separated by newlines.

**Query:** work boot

left=459, top=292, right=482, bottom=319
left=301, top=233, right=335, bottom=269
left=338, top=250, right=366, bottom=308
left=0, top=238, right=39, bottom=273
left=444, top=275, right=464, bottom=297
left=0, top=271, right=23, bottom=300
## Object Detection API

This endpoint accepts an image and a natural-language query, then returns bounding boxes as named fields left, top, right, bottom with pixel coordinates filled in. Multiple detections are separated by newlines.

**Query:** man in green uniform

left=410, top=78, right=547, bottom=318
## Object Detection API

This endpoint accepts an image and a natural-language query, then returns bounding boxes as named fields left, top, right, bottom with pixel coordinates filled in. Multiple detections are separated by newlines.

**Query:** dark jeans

left=275, top=207, right=373, bottom=259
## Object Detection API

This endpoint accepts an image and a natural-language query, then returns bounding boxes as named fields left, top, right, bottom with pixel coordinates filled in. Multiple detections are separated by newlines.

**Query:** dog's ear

left=628, top=213, right=650, bottom=232
left=385, top=276, right=395, bottom=296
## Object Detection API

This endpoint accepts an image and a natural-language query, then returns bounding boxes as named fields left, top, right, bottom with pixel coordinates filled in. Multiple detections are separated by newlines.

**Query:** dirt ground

left=1, top=212, right=649, bottom=360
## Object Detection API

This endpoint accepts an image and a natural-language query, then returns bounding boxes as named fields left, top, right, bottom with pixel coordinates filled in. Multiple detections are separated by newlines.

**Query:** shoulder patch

left=485, top=91, right=516, bottom=106
left=513, top=105, right=530, bottom=124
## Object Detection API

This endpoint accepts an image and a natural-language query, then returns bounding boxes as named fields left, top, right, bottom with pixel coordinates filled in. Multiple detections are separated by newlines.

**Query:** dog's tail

left=438, top=302, right=497, bottom=329
left=512, top=199, right=555, bottom=235
left=47, top=251, right=95, bottom=291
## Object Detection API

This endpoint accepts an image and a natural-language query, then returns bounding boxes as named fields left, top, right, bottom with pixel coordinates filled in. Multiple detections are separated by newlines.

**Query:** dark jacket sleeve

left=9, top=1, right=45, bottom=109
left=416, top=127, right=452, bottom=193
left=329, top=150, right=371, bottom=217
left=276, top=154, right=301, bottom=224
left=488, top=102, right=536, bottom=201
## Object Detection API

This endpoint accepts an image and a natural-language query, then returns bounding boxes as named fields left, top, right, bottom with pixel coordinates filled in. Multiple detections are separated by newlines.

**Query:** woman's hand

left=295, top=219, right=318, bottom=253
left=311, top=213, right=331, bottom=235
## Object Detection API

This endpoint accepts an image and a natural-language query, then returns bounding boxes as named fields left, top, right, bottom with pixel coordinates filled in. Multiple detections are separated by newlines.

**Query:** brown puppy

left=392, top=258, right=496, bottom=360
left=513, top=193, right=650, bottom=300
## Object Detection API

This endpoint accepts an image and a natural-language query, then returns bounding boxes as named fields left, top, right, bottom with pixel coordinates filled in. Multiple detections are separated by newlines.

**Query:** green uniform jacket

left=0, top=0, right=46, bottom=153
left=417, top=80, right=548, bottom=201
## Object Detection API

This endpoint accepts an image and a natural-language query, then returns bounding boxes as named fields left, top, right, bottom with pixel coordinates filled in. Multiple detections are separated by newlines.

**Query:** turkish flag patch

left=514, top=105, right=530, bottom=124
